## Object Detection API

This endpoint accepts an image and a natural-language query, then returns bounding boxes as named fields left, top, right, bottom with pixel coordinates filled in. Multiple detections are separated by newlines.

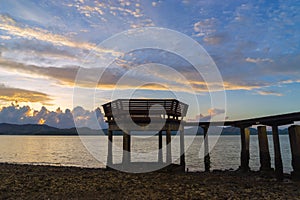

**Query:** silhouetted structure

left=102, top=99, right=188, bottom=172
left=186, top=111, right=300, bottom=180
left=103, top=99, right=300, bottom=180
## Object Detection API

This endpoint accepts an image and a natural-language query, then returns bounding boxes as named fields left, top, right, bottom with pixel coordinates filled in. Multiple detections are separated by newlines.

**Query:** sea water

left=0, top=135, right=293, bottom=173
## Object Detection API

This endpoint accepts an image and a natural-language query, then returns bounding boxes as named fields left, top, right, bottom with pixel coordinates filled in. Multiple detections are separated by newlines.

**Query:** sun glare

left=38, top=118, right=46, bottom=125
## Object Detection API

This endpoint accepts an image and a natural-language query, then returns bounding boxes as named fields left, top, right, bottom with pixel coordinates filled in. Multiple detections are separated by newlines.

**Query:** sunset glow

left=0, top=1, right=299, bottom=128
left=38, top=118, right=45, bottom=125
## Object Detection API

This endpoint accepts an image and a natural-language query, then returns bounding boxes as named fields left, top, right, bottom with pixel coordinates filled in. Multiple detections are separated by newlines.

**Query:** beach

left=0, top=163, right=299, bottom=199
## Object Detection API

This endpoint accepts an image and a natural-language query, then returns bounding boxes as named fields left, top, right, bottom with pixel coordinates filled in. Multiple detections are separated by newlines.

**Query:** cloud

left=0, top=14, right=121, bottom=57
left=261, top=54, right=300, bottom=75
left=190, top=80, right=265, bottom=91
left=0, top=57, right=77, bottom=84
left=72, top=106, right=106, bottom=129
left=65, top=1, right=154, bottom=29
left=1, top=48, right=80, bottom=69
left=4, top=1, right=56, bottom=26
left=0, top=35, right=11, bottom=40
left=208, top=108, right=225, bottom=116
left=193, top=18, right=217, bottom=37
left=0, top=84, right=52, bottom=105
left=279, top=80, right=293, bottom=84
left=256, top=90, right=283, bottom=97
left=68, top=1, right=143, bottom=18
left=203, top=33, right=229, bottom=45
left=223, top=81, right=263, bottom=91
left=0, top=104, right=107, bottom=129
left=0, top=57, right=128, bottom=89
left=0, top=56, right=281, bottom=94
left=188, top=108, right=227, bottom=122
left=245, top=57, right=273, bottom=63
left=0, top=14, right=16, bottom=24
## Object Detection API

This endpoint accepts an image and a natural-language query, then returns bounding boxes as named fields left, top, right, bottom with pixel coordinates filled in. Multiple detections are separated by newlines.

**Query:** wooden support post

left=122, top=131, right=131, bottom=164
left=288, top=125, right=300, bottom=179
left=180, top=126, right=185, bottom=170
left=257, top=126, right=272, bottom=171
left=158, top=130, right=163, bottom=163
left=166, top=126, right=172, bottom=165
left=240, top=127, right=250, bottom=172
left=107, top=129, right=113, bottom=166
left=272, top=125, right=283, bottom=180
left=202, top=126, right=210, bottom=172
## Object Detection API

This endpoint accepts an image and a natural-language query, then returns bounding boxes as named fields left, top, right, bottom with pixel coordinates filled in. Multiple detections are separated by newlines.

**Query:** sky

left=0, top=0, right=300, bottom=128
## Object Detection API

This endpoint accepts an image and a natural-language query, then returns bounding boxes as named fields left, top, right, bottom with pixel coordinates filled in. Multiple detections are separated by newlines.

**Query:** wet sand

left=0, top=163, right=299, bottom=199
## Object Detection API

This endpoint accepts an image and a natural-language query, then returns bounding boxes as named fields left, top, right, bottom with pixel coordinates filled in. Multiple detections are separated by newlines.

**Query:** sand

left=0, top=163, right=299, bottom=199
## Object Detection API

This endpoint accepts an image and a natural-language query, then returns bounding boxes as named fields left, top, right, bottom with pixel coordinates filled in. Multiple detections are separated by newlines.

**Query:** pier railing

left=103, top=99, right=188, bottom=122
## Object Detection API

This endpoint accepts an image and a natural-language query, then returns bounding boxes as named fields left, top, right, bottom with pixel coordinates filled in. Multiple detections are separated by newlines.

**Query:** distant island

left=0, top=123, right=289, bottom=135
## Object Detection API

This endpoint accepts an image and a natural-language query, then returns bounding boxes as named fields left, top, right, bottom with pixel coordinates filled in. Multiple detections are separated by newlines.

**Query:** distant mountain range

left=0, top=123, right=289, bottom=135
left=0, top=123, right=101, bottom=135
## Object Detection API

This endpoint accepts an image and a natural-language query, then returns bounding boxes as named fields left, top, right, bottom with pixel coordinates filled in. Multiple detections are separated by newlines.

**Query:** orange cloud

left=38, top=118, right=46, bottom=124
left=0, top=84, right=52, bottom=105
left=0, top=56, right=271, bottom=94
left=256, top=90, right=283, bottom=97
left=0, top=57, right=293, bottom=95
left=190, top=80, right=263, bottom=92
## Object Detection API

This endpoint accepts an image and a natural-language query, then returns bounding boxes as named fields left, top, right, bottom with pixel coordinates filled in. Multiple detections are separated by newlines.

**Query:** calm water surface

left=0, top=135, right=293, bottom=173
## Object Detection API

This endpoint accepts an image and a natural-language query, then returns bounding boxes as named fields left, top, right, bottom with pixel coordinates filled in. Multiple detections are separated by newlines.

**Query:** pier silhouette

left=102, top=99, right=300, bottom=180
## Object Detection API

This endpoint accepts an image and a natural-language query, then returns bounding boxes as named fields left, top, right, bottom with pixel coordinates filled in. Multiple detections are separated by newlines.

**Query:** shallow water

left=0, top=135, right=293, bottom=173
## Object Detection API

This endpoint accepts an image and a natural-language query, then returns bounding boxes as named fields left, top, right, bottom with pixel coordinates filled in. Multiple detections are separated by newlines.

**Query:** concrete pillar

left=272, top=125, right=283, bottom=180
left=122, top=131, right=131, bottom=164
left=202, top=126, right=210, bottom=172
left=158, top=130, right=163, bottom=163
left=257, top=126, right=272, bottom=171
left=107, top=129, right=113, bottom=166
left=166, top=126, right=172, bottom=165
left=180, top=126, right=185, bottom=170
left=240, top=127, right=250, bottom=172
left=288, top=125, right=300, bottom=179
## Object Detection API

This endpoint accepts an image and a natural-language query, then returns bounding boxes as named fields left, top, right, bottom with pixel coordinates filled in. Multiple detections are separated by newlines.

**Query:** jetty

left=102, top=99, right=188, bottom=172
left=102, top=99, right=300, bottom=180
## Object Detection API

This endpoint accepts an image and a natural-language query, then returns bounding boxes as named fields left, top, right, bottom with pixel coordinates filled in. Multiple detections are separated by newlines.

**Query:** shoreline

left=0, top=163, right=299, bottom=199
